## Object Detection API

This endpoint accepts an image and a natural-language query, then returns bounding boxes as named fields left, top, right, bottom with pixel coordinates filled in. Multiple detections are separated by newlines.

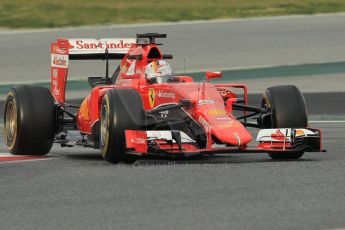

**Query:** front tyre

left=100, top=89, right=145, bottom=164
left=4, top=85, right=56, bottom=155
left=262, top=85, right=308, bottom=160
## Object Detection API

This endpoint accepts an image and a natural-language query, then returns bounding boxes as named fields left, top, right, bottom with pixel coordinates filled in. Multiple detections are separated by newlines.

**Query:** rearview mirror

left=206, top=71, right=222, bottom=80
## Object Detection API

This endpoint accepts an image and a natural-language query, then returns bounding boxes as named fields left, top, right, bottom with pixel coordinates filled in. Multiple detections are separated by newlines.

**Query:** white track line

left=0, top=153, right=57, bottom=163
left=310, top=121, right=345, bottom=123
left=0, top=158, right=54, bottom=164
left=0, top=153, right=16, bottom=156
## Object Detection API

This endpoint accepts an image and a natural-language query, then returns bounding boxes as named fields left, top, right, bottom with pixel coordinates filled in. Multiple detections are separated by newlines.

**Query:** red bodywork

left=51, top=36, right=322, bottom=156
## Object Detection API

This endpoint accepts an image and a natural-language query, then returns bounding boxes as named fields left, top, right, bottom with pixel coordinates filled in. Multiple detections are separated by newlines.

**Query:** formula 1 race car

left=3, top=33, right=324, bottom=164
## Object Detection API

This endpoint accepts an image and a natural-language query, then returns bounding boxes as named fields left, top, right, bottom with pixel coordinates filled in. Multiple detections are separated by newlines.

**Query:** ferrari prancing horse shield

left=149, top=88, right=155, bottom=108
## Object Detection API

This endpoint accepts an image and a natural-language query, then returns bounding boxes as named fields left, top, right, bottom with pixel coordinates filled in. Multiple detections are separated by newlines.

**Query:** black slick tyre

left=4, top=85, right=56, bottom=155
left=262, top=85, right=308, bottom=160
left=100, top=89, right=144, bottom=164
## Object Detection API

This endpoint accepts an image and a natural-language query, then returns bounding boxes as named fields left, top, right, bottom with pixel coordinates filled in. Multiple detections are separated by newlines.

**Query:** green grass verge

left=1, top=0, right=345, bottom=28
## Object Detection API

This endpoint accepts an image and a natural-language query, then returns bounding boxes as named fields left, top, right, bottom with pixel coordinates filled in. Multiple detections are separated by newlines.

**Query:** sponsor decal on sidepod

left=157, top=90, right=175, bottom=99
left=206, top=109, right=227, bottom=116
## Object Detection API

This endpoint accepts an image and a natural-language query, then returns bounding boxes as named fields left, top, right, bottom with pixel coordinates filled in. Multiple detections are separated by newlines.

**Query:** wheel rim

left=100, top=104, right=109, bottom=149
left=5, top=101, right=17, bottom=145
left=262, top=93, right=274, bottom=128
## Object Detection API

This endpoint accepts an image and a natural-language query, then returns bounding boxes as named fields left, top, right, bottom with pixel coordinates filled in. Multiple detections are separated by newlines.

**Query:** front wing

left=124, top=128, right=323, bottom=157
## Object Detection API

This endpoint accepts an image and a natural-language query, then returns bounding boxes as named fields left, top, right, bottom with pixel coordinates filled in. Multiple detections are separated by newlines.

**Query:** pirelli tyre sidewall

left=100, top=88, right=144, bottom=164
left=4, top=85, right=56, bottom=155
left=262, top=85, right=308, bottom=160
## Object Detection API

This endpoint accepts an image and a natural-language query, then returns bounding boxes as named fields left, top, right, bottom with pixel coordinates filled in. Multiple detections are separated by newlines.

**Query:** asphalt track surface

left=1, top=122, right=344, bottom=230
left=1, top=14, right=345, bottom=230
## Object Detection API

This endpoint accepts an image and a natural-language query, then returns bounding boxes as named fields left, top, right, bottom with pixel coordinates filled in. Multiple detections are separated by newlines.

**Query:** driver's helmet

left=145, top=60, right=173, bottom=84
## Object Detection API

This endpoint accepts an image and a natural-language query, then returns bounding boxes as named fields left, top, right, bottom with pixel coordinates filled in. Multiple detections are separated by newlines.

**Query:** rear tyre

left=4, top=85, right=56, bottom=155
left=100, top=89, right=144, bottom=164
left=262, top=85, right=308, bottom=160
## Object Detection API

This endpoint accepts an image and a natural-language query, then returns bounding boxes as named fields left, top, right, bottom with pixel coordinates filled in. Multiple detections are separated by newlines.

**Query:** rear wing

left=51, top=38, right=136, bottom=103
left=68, top=38, right=136, bottom=59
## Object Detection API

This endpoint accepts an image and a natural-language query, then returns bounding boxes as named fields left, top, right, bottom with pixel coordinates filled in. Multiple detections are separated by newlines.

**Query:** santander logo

left=70, top=39, right=136, bottom=50
left=271, top=129, right=288, bottom=141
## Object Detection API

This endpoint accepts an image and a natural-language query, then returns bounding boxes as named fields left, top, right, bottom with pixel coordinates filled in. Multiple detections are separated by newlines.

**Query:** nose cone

left=211, top=121, right=252, bottom=146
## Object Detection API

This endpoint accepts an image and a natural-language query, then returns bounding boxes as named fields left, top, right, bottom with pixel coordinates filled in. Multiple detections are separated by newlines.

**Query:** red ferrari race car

left=3, top=33, right=324, bottom=164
